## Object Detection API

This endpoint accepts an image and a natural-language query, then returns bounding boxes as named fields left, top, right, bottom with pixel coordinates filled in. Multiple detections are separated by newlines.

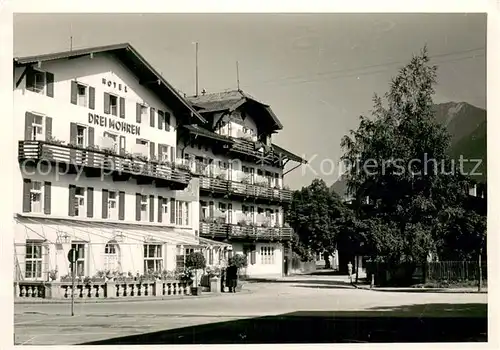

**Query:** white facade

left=182, top=103, right=292, bottom=279
left=13, top=49, right=207, bottom=282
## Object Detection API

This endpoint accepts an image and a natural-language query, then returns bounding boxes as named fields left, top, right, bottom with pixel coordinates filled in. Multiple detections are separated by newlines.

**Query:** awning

left=198, top=237, right=232, bottom=248
left=15, top=214, right=199, bottom=246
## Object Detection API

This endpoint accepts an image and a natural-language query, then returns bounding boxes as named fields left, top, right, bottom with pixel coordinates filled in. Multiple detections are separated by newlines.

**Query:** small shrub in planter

left=185, top=252, right=206, bottom=295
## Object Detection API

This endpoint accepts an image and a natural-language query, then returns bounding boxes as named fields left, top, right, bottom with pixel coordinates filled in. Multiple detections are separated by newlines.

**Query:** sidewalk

left=355, top=284, right=488, bottom=294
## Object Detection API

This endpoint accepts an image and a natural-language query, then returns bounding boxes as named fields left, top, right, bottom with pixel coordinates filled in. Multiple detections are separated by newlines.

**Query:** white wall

left=14, top=53, right=177, bottom=149
left=232, top=242, right=283, bottom=278
left=14, top=218, right=179, bottom=279
left=18, top=165, right=196, bottom=228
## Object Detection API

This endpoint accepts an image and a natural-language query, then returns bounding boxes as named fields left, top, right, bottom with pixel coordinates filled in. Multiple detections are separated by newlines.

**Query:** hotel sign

left=102, top=78, right=128, bottom=93
left=88, top=113, right=141, bottom=136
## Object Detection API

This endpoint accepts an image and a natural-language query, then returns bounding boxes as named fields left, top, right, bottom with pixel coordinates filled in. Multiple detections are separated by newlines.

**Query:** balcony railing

left=18, top=141, right=191, bottom=186
left=198, top=176, right=292, bottom=203
left=199, top=222, right=293, bottom=241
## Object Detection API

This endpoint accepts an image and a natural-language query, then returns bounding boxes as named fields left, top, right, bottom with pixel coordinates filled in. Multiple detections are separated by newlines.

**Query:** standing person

left=226, top=264, right=238, bottom=293
left=347, top=261, right=353, bottom=284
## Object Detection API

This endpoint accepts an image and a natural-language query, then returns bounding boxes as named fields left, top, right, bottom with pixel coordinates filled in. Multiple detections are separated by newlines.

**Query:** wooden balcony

left=199, top=222, right=293, bottom=242
left=198, top=176, right=292, bottom=203
left=18, top=141, right=191, bottom=188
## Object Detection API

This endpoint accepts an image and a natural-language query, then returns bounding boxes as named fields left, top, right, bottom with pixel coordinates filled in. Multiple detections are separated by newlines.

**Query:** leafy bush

left=185, top=252, right=206, bottom=270
left=229, top=254, right=248, bottom=269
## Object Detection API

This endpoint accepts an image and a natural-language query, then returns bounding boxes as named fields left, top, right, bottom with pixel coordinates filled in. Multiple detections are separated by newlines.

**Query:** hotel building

left=13, top=44, right=231, bottom=285
left=180, top=90, right=306, bottom=278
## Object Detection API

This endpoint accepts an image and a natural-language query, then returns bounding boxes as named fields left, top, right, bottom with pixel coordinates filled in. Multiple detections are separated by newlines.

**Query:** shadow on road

left=81, top=303, right=487, bottom=344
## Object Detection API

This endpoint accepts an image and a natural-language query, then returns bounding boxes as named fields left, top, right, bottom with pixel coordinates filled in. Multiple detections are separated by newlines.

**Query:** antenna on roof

left=193, top=41, right=199, bottom=97
left=236, top=61, right=240, bottom=91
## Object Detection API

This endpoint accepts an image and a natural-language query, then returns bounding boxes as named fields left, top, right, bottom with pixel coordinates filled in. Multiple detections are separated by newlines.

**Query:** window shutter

left=170, top=198, right=175, bottom=224
left=150, top=142, right=155, bottom=160
left=68, top=185, right=76, bottom=216
left=70, top=81, right=78, bottom=105
left=102, top=189, right=108, bottom=219
left=119, top=97, right=125, bottom=119
left=87, top=187, right=94, bottom=218
left=209, top=201, right=214, bottom=218
left=170, top=146, right=175, bottom=163
left=44, top=182, right=51, bottom=214
left=136, top=103, right=141, bottom=123
left=250, top=250, right=256, bottom=265
left=157, top=196, right=163, bottom=223
left=45, top=116, right=52, bottom=141
left=46, top=72, right=54, bottom=97
left=89, top=86, right=95, bottom=110
left=88, top=127, right=95, bottom=147
left=149, top=195, right=154, bottom=222
left=25, top=68, right=35, bottom=91
left=103, top=93, right=110, bottom=114
left=69, top=122, right=77, bottom=144
left=23, top=179, right=31, bottom=213
left=150, top=108, right=155, bottom=128
left=136, top=193, right=141, bottom=221
left=158, top=144, right=164, bottom=163
left=24, top=112, right=34, bottom=140
left=118, top=191, right=125, bottom=220
left=158, top=110, right=164, bottom=130
left=165, top=112, right=171, bottom=131
left=119, top=136, right=126, bottom=156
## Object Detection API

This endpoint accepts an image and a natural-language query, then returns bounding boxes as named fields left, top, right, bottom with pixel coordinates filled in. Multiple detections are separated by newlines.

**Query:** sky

left=13, top=13, right=487, bottom=190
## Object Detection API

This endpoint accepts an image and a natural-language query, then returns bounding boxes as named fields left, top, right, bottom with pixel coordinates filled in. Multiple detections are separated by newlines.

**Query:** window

left=260, top=246, right=275, bottom=265
left=140, top=195, right=148, bottom=221
left=25, top=241, right=43, bottom=279
left=31, top=114, right=44, bottom=141
left=175, top=201, right=190, bottom=226
left=108, top=191, right=118, bottom=219
left=72, top=243, right=86, bottom=277
left=200, top=201, right=208, bottom=220
left=33, top=70, right=46, bottom=94
left=76, top=125, right=87, bottom=147
left=102, top=131, right=118, bottom=152
left=140, top=105, right=148, bottom=124
left=161, top=198, right=169, bottom=223
left=143, top=244, right=163, bottom=272
left=74, top=187, right=85, bottom=217
left=30, top=180, right=43, bottom=213
left=104, top=241, right=120, bottom=272
left=77, top=84, right=88, bottom=107
left=109, top=95, right=118, bottom=116
left=160, top=145, right=170, bottom=163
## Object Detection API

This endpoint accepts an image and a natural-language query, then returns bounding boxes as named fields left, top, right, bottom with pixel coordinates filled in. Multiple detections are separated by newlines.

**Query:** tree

left=287, top=179, right=347, bottom=267
left=340, top=46, right=475, bottom=269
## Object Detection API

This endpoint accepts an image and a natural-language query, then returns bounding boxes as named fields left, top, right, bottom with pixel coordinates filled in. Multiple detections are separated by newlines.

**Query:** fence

left=425, top=261, right=487, bottom=283
left=366, top=260, right=487, bottom=287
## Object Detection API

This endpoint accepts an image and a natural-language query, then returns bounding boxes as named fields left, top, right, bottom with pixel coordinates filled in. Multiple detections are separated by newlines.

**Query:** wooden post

left=370, top=274, right=374, bottom=289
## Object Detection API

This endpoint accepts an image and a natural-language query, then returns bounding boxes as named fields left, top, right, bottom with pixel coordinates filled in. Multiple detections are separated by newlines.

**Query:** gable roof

left=14, top=43, right=206, bottom=124
left=187, top=89, right=283, bottom=130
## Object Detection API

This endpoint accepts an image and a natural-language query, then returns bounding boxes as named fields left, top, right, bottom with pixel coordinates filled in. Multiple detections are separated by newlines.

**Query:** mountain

left=330, top=102, right=487, bottom=198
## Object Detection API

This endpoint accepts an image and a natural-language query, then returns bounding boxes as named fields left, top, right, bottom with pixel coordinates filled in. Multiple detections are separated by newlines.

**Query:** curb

left=355, top=285, right=488, bottom=294
left=15, top=288, right=253, bottom=305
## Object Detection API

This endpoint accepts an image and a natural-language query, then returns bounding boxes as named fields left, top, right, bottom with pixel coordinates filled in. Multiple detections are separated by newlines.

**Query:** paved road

left=14, top=275, right=488, bottom=345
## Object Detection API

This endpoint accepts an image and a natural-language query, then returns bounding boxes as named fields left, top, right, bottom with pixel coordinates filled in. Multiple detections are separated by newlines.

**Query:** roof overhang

left=182, top=124, right=235, bottom=144
left=14, top=43, right=206, bottom=125
left=272, top=143, right=307, bottom=164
